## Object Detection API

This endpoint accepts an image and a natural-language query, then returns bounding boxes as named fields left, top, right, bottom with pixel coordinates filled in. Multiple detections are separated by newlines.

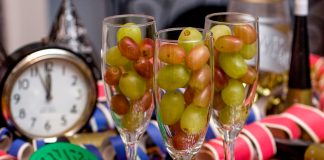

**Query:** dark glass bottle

left=0, top=44, right=6, bottom=127
left=281, top=0, right=312, bottom=112
left=48, top=0, right=101, bottom=79
left=0, top=43, right=6, bottom=67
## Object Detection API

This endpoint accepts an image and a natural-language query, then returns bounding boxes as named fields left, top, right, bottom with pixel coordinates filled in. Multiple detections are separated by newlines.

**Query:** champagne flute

left=204, top=12, right=259, bottom=160
left=153, top=27, right=214, bottom=159
left=101, top=14, right=156, bottom=159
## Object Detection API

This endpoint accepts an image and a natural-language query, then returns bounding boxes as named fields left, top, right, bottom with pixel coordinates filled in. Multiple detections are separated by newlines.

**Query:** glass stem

left=126, top=141, right=138, bottom=160
left=223, top=130, right=237, bottom=160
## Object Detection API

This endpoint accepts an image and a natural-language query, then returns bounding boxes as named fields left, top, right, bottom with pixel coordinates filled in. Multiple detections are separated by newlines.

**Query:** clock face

left=1, top=49, right=97, bottom=138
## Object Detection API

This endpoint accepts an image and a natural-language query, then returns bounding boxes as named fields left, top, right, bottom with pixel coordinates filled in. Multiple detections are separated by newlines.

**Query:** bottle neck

left=286, top=88, right=312, bottom=107
left=294, top=0, right=308, bottom=16
left=288, top=16, right=311, bottom=89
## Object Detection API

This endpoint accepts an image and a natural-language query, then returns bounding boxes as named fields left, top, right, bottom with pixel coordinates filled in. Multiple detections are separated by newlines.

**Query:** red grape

left=233, top=25, right=257, bottom=44
left=158, top=44, right=186, bottom=64
left=134, top=57, right=153, bottom=79
left=130, top=91, right=152, bottom=112
left=104, top=66, right=122, bottom=85
left=140, top=38, right=154, bottom=59
left=185, top=44, right=210, bottom=71
left=184, top=87, right=195, bottom=105
left=215, top=35, right=243, bottom=53
left=189, top=65, right=212, bottom=90
left=213, top=92, right=226, bottom=110
left=214, top=67, right=229, bottom=90
left=118, top=36, right=141, bottom=61
left=239, top=67, right=257, bottom=84
left=139, top=91, right=153, bottom=111
left=193, top=85, right=212, bottom=108
left=111, top=94, right=130, bottom=115
left=170, top=122, right=200, bottom=150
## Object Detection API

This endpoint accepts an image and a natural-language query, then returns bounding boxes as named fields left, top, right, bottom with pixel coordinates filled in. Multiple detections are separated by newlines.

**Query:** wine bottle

left=48, top=0, right=101, bottom=79
left=0, top=45, right=7, bottom=127
left=0, top=44, right=6, bottom=67
left=279, top=0, right=312, bottom=112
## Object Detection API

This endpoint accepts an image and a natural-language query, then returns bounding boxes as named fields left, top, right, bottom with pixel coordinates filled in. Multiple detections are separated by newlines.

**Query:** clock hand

left=45, top=73, right=53, bottom=101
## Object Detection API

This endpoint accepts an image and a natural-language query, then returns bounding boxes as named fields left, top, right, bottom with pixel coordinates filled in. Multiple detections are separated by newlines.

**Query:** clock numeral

left=62, top=65, right=66, bottom=75
left=70, top=105, right=77, bottom=114
left=30, top=66, right=39, bottom=77
left=44, top=61, right=53, bottom=72
left=13, top=94, right=20, bottom=104
left=76, top=89, right=82, bottom=99
left=31, top=117, right=36, bottom=127
left=61, top=115, right=67, bottom=126
left=71, top=75, right=78, bottom=86
left=18, top=79, right=29, bottom=90
left=19, top=108, right=26, bottom=119
left=44, top=121, right=51, bottom=131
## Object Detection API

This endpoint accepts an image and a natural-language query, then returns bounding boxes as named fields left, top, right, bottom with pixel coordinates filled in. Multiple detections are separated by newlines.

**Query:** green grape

left=159, top=91, right=185, bottom=125
left=122, top=61, right=135, bottom=72
left=180, top=104, right=208, bottom=135
left=221, top=79, right=245, bottom=107
left=157, top=64, right=190, bottom=91
left=218, top=105, right=248, bottom=125
left=106, top=46, right=130, bottom=66
left=117, top=22, right=142, bottom=44
left=178, top=27, right=203, bottom=53
left=239, top=43, right=257, bottom=59
left=121, top=110, right=144, bottom=131
left=189, top=65, right=212, bottom=90
left=119, top=71, right=146, bottom=100
left=210, top=25, right=232, bottom=41
left=215, top=35, right=243, bottom=53
left=219, top=53, right=248, bottom=79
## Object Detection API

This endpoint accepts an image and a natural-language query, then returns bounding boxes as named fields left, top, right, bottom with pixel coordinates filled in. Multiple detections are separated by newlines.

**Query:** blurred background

left=0, top=0, right=323, bottom=56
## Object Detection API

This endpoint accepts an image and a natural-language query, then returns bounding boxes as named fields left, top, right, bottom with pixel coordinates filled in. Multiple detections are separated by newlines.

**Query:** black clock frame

left=0, top=41, right=98, bottom=138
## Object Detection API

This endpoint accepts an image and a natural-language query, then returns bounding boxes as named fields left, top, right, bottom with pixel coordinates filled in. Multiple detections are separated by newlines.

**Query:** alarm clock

left=0, top=42, right=97, bottom=138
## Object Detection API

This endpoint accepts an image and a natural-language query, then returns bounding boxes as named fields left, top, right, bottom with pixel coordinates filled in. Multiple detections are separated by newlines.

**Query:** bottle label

left=259, top=23, right=290, bottom=73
